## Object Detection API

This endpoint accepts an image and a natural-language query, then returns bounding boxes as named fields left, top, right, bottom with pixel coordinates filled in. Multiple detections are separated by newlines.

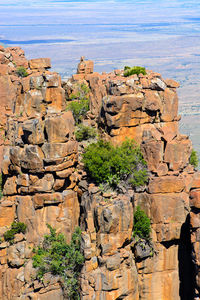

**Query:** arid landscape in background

left=1, top=0, right=200, bottom=154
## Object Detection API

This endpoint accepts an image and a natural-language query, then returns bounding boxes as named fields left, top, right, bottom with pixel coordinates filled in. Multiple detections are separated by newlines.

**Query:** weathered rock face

left=80, top=189, right=139, bottom=300
left=0, top=51, right=199, bottom=299
left=0, top=46, right=79, bottom=299
left=68, top=59, right=199, bottom=299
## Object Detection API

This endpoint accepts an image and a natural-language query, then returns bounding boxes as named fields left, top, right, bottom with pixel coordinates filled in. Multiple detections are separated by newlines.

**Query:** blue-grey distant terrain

left=1, top=0, right=200, bottom=150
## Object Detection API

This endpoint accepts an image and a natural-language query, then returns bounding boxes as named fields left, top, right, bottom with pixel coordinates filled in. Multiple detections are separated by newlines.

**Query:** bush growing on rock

left=190, top=149, right=199, bottom=169
left=124, top=66, right=146, bottom=77
left=75, top=124, right=96, bottom=142
left=67, top=100, right=89, bottom=124
left=133, top=206, right=151, bottom=240
left=67, top=83, right=90, bottom=124
left=32, top=225, right=84, bottom=299
left=82, top=138, right=148, bottom=188
left=4, top=221, right=27, bottom=244
left=16, top=66, right=28, bottom=77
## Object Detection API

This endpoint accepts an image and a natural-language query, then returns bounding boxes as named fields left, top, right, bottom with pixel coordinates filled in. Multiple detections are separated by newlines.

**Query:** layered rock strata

left=71, top=60, right=198, bottom=300
left=0, top=48, right=199, bottom=299
left=0, top=47, right=80, bottom=299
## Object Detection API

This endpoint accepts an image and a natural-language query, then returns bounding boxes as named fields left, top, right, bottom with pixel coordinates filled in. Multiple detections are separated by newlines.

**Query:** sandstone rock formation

left=0, top=50, right=199, bottom=299
left=0, top=47, right=79, bottom=299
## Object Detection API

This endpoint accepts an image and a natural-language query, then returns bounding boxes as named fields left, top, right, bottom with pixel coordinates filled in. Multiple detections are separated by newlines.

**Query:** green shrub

left=75, top=124, right=96, bottom=142
left=67, top=100, right=89, bottom=124
left=82, top=138, right=148, bottom=187
left=190, top=149, right=199, bottom=169
left=124, top=66, right=146, bottom=77
left=129, top=169, right=149, bottom=188
left=32, top=225, right=84, bottom=299
left=16, top=66, right=28, bottom=77
left=69, top=83, right=90, bottom=101
left=4, top=221, right=27, bottom=244
left=67, top=83, right=90, bottom=124
left=133, top=206, right=151, bottom=240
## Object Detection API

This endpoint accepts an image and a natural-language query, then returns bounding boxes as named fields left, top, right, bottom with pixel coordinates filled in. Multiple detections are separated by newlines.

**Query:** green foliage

left=124, top=66, right=146, bottom=77
left=32, top=225, right=84, bottom=299
left=67, top=83, right=90, bottom=124
left=4, top=222, right=27, bottom=244
left=67, top=100, right=89, bottom=124
left=82, top=138, right=148, bottom=187
left=16, top=66, right=28, bottom=78
left=189, top=149, right=199, bottom=169
left=75, top=124, right=96, bottom=142
left=129, top=169, right=148, bottom=188
left=133, top=206, right=151, bottom=240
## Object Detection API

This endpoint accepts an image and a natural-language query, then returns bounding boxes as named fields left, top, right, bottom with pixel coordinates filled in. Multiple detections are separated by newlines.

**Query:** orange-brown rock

left=80, top=195, right=139, bottom=299
left=0, top=204, right=15, bottom=227
left=24, top=89, right=45, bottom=117
left=160, top=88, right=178, bottom=122
left=141, top=140, right=164, bottom=172
left=148, top=176, right=185, bottom=194
left=3, top=176, right=17, bottom=195
left=29, top=58, right=51, bottom=70
left=33, top=192, right=63, bottom=208
left=21, top=145, right=44, bottom=171
left=190, top=189, right=200, bottom=208
left=45, top=111, right=74, bottom=143
left=164, top=136, right=192, bottom=171
left=77, top=56, right=94, bottom=74
left=165, top=78, right=180, bottom=88
left=0, top=47, right=199, bottom=300
left=42, top=140, right=78, bottom=160
left=22, top=118, right=45, bottom=144
left=29, top=173, right=54, bottom=193
left=143, top=90, right=162, bottom=111
left=45, top=87, right=66, bottom=112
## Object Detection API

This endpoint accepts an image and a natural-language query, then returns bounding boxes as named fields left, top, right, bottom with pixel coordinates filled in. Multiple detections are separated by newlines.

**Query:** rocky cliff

left=0, top=46, right=199, bottom=299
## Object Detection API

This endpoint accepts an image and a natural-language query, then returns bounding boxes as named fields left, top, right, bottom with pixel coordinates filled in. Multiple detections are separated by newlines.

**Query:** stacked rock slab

left=71, top=60, right=200, bottom=299
left=0, top=47, right=79, bottom=299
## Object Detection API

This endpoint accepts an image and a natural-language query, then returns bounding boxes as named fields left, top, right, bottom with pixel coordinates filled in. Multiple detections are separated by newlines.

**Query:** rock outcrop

left=0, top=49, right=199, bottom=299
left=71, top=60, right=197, bottom=300
left=0, top=47, right=79, bottom=299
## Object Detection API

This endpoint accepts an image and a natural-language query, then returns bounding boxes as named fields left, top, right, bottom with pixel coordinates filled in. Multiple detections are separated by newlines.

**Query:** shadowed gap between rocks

left=178, top=214, right=195, bottom=300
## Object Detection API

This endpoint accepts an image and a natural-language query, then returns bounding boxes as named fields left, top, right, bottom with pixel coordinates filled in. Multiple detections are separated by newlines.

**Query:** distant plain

left=1, top=0, right=200, bottom=152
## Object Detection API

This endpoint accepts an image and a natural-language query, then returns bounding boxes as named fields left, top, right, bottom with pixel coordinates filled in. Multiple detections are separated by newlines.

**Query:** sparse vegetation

left=4, top=221, right=27, bottom=244
left=128, top=169, right=149, bottom=188
left=82, top=138, right=148, bottom=188
left=67, top=100, right=89, bottom=124
left=67, top=83, right=90, bottom=124
left=133, top=206, right=151, bottom=240
left=189, top=149, right=199, bottom=169
left=75, top=124, right=96, bottom=142
left=32, top=225, right=84, bottom=300
left=124, top=66, right=146, bottom=77
left=16, top=66, right=28, bottom=78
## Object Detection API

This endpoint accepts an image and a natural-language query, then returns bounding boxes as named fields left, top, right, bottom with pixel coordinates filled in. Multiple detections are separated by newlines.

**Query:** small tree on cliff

left=190, top=149, right=199, bottom=169
left=66, top=83, right=90, bottom=124
left=32, top=225, right=84, bottom=299
left=133, top=206, right=151, bottom=240
left=16, top=66, right=28, bottom=77
left=82, top=138, right=148, bottom=188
